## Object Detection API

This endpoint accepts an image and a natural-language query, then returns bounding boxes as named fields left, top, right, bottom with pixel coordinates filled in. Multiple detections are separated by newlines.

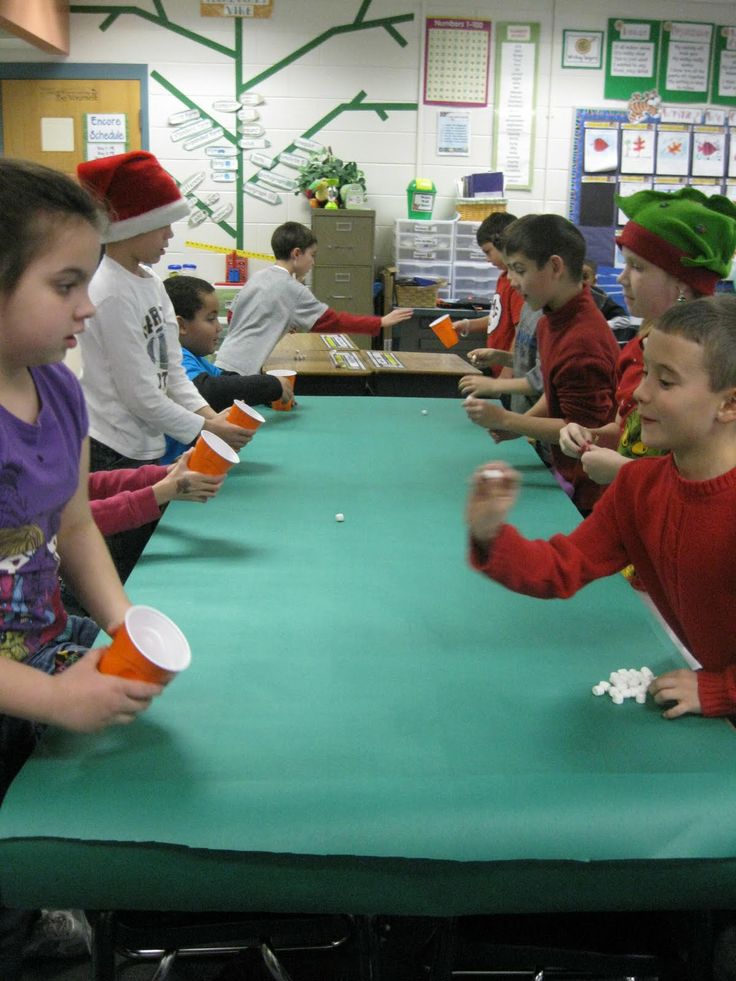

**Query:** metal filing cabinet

left=311, top=210, right=376, bottom=316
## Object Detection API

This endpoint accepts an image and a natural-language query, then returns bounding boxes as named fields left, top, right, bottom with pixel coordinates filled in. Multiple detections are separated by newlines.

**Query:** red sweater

left=616, top=334, right=644, bottom=424
left=89, top=466, right=164, bottom=536
left=538, top=285, right=620, bottom=511
left=311, top=308, right=381, bottom=335
left=486, top=272, right=523, bottom=377
left=470, top=455, right=736, bottom=717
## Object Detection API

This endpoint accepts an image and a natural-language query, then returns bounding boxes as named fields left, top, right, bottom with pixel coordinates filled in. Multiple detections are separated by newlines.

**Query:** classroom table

left=1, top=397, right=736, bottom=921
left=263, top=333, right=480, bottom=397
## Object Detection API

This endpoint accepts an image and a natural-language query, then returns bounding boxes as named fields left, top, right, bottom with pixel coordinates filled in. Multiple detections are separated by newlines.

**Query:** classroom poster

left=493, top=22, right=539, bottom=190
left=691, top=126, right=726, bottom=177
left=655, top=126, right=691, bottom=175
left=620, top=124, right=655, bottom=174
left=437, top=110, right=471, bottom=155
left=712, top=26, right=736, bottom=107
left=605, top=19, right=660, bottom=101
left=658, top=21, right=714, bottom=103
left=583, top=125, right=619, bottom=172
left=423, top=18, right=492, bottom=106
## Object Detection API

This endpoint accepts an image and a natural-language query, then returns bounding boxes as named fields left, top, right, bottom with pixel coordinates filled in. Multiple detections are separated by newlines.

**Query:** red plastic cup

left=98, top=605, right=191, bottom=684
left=227, top=400, right=265, bottom=431
left=188, top=430, right=240, bottom=475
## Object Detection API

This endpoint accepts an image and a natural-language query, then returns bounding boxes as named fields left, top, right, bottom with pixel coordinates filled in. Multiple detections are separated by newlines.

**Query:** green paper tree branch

left=71, top=0, right=416, bottom=247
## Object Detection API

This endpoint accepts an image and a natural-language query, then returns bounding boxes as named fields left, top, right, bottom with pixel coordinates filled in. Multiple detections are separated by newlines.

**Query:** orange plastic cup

left=227, top=400, right=265, bottom=431
left=267, top=369, right=297, bottom=411
left=429, top=314, right=459, bottom=349
left=188, top=430, right=240, bottom=475
left=98, top=605, right=191, bottom=684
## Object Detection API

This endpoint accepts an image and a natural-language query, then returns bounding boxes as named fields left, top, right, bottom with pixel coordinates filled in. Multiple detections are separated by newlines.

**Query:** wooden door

left=1, top=77, right=141, bottom=177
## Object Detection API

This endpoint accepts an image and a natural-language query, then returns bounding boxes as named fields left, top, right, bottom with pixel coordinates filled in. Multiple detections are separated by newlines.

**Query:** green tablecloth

left=1, top=396, right=735, bottom=914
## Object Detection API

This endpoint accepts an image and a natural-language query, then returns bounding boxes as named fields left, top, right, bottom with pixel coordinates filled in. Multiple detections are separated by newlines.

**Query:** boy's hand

left=467, top=347, right=507, bottom=366
left=47, top=651, right=163, bottom=732
left=380, top=307, right=414, bottom=328
left=458, top=375, right=503, bottom=398
left=465, top=462, right=520, bottom=546
left=278, top=379, right=294, bottom=402
left=203, top=411, right=254, bottom=451
left=559, top=422, right=594, bottom=458
left=489, top=430, right=519, bottom=444
left=157, top=450, right=225, bottom=505
left=580, top=446, right=631, bottom=485
left=649, top=669, right=701, bottom=719
left=463, top=394, right=506, bottom=431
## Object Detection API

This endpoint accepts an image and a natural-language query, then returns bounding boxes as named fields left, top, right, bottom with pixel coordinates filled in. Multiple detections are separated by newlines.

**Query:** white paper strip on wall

left=210, top=158, right=238, bottom=170
left=183, top=127, right=225, bottom=151
left=238, top=123, right=266, bottom=137
left=245, top=183, right=281, bottom=204
left=211, top=99, right=241, bottom=112
left=256, top=171, right=298, bottom=191
left=168, top=108, right=200, bottom=126
left=212, top=172, right=238, bottom=183
left=238, top=108, right=260, bottom=122
left=205, top=192, right=221, bottom=205
left=278, top=151, right=310, bottom=169
left=171, top=119, right=214, bottom=143
left=179, top=171, right=207, bottom=195
left=238, top=92, right=264, bottom=106
left=211, top=203, right=234, bottom=223
left=294, top=136, right=322, bottom=152
left=188, top=209, right=208, bottom=226
left=206, top=145, right=235, bottom=157
left=250, top=151, right=276, bottom=169
left=238, top=137, right=271, bottom=149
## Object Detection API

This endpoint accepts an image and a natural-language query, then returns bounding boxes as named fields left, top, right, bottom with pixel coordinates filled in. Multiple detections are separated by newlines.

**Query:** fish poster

left=655, top=129, right=691, bottom=176
left=583, top=127, right=619, bottom=173
left=691, top=130, right=726, bottom=177
left=620, top=126, right=655, bottom=174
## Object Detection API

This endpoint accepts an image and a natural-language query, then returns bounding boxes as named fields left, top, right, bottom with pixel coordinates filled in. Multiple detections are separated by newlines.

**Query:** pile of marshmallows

left=592, top=667, right=654, bottom=705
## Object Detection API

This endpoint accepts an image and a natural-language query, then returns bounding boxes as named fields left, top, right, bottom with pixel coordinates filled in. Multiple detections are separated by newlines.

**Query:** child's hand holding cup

left=227, top=400, right=265, bottom=432
left=98, top=605, right=191, bottom=685
left=188, top=430, right=240, bottom=475
left=266, top=369, right=297, bottom=410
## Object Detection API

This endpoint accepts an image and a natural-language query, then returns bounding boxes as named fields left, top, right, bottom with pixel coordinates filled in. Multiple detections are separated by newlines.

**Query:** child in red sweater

left=454, top=211, right=523, bottom=379
left=466, top=294, right=736, bottom=720
left=464, top=214, right=619, bottom=514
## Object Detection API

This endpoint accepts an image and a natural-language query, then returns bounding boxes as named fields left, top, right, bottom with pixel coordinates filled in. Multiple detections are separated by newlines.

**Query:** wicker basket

left=394, top=278, right=447, bottom=307
left=455, top=198, right=507, bottom=222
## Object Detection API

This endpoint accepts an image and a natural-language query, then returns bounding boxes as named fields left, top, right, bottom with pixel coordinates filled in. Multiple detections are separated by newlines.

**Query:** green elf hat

left=615, top=187, right=736, bottom=295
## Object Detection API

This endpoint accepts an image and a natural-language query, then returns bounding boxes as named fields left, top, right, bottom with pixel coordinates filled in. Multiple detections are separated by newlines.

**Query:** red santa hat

left=77, top=151, right=189, bottom=244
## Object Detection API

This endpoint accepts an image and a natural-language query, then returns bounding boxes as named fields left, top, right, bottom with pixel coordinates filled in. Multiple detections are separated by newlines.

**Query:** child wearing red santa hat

left=76, top=150, right=250, bottom=581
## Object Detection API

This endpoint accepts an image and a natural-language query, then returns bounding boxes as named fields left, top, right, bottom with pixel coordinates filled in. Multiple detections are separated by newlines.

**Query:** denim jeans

left=0, top=614, right=100, bottom=980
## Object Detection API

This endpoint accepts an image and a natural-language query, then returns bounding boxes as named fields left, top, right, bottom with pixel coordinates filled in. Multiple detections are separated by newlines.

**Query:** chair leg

left=150, top=949, right=179, bottom=981
left=90, top=911, right=116, bottom=981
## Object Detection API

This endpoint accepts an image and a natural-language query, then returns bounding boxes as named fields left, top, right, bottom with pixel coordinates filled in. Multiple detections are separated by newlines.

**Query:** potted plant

left=295, top=148, right=367, bottom=209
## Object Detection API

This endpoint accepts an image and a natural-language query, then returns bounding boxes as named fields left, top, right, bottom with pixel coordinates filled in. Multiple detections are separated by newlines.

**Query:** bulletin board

left=569, top=107, right=736, bottom=266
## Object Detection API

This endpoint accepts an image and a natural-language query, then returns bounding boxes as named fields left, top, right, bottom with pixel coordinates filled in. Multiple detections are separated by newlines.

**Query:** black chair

left=423, top=911, right=713, bottom=981
left=89, top=910, right=368, bottom=981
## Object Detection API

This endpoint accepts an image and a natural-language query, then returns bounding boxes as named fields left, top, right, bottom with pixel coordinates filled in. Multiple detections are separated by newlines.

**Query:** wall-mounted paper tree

left=71, top=0, right=418, bottom=248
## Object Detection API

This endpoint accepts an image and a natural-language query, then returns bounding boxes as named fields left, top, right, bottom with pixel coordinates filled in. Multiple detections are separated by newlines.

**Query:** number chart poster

left=423, top=18, right=492, bottom=107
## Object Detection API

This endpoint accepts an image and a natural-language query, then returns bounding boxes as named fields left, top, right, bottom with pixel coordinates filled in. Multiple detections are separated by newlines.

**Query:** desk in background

left=2, top=397, right=736, bottom=919
left=263, top=333, right=480, bottom=397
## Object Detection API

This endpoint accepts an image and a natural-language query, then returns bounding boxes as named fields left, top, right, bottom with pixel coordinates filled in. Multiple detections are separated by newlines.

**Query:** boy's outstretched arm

left=465, top=462, right=521, bottom=550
